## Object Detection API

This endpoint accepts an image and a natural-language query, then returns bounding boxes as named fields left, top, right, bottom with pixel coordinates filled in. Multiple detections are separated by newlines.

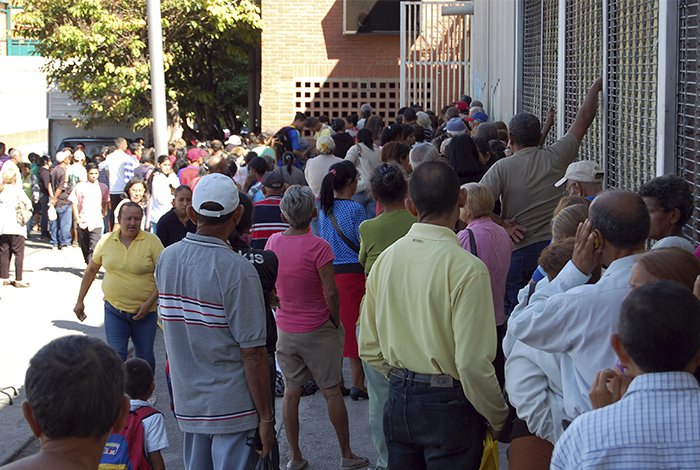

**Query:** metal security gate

left=520, top=0, right=558, bottom=145
left=563, top=0, right=604, bottom=166
left=400, top=1, right=471, bottom=111
left=605, top=0, right=658, bottom=190
left=677, top=0, right=700, bottom=241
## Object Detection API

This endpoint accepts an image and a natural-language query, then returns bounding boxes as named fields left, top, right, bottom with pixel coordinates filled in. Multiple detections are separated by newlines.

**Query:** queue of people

left=6, top=82, right=700, bottom=470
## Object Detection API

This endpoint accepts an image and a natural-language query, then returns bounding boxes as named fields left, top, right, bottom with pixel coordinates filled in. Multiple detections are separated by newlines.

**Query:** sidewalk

left=0, top=235, right=378, bottom=468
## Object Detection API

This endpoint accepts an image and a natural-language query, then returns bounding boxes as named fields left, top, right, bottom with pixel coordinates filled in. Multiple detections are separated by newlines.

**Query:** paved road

left=0, top=235, right=378, bottom=469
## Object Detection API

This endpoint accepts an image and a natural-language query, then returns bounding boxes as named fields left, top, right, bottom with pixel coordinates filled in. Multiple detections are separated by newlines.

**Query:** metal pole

left=656, top=0, right=679, bottom=176
left=400, top=2, right=407, bottom=107
left=147, top=0, right=168, bottom=155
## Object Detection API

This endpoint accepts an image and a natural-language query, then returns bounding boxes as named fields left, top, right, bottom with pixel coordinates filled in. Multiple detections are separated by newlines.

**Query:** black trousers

left=0, top=234, right=25, bottom=281
left=77, top=227, right=102, bottom=264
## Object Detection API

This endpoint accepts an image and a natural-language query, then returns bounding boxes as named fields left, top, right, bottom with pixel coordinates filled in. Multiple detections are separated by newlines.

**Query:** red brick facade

left=261, top=0, right=401, bottom=131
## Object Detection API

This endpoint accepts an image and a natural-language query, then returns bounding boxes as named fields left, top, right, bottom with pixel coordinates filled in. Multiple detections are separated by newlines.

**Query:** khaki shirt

left=480, top=133, right=579, bottom=250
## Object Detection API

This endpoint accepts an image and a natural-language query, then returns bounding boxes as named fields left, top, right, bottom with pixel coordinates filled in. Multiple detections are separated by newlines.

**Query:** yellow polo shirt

left=92, top=229, right=164, bottom=313
left=359, top=223, right=509, bottom=430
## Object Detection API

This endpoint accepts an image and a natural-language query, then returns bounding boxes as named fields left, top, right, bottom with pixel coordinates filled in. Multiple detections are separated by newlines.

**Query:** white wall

left=470, top=0, right=517, bottom=123
left=0, top=56, right=48, bottom=154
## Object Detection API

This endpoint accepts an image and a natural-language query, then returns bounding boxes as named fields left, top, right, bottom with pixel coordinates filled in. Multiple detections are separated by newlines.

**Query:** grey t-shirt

left=480, top=133, right=579, bottom=250
left=156, top=233, right=267, bottom=434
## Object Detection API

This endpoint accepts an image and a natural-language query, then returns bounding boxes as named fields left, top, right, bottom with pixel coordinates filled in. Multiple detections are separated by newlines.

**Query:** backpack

left=272, top=127, right=295, bottom=161
left=99, top=405, right=160, bottom=470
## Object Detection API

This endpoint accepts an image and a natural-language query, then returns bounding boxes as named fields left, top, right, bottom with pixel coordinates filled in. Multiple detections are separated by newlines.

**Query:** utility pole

left=147, top=0, right=168, bottom=156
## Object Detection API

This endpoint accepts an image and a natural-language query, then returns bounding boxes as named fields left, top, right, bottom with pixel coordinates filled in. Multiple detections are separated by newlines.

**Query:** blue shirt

left=552, top=372, right=700, bottom=469
left=318, top=199, right=366, bottom=266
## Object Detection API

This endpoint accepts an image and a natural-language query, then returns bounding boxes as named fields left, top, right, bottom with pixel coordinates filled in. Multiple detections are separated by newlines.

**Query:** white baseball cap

left=55, top=150, right=71, bottom=163
left=555, top=160, right=604, bottom=187
left=192, top=173, right=239, bottom=217
left=73, top=150, right=86, bottom=162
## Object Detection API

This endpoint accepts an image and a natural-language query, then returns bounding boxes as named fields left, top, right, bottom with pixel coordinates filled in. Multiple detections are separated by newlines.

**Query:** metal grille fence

left=541, top=0, right=559, bottom=146
left=520, top=0, right=558, bottom=145
left=521, top=0, right=542, bottom=120
left=605, top=0, right=658, bottom=190
left=400, top=1, right=470, bottom=112
left=677, top=0, right=700, bottom=241
left=563, top=0, right=603, bottom=165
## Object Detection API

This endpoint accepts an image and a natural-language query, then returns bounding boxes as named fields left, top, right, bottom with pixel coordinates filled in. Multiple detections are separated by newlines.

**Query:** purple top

left=457, top=217, right=512, bottom=326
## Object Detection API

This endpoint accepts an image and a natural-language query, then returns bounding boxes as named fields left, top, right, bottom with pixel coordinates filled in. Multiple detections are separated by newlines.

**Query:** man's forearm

left=242, top=346, right=274, bottom=420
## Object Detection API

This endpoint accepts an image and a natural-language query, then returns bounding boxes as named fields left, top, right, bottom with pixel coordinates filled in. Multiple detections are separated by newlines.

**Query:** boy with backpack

left=100, top=358, right=169, bottom=470
left=273, top=113, right=306, bottom=165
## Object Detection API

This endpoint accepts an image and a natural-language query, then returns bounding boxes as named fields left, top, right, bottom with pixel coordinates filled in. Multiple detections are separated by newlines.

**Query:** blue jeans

left=384, top=371, right=485, bottom=470
left=364, top=361, right=389, bottom=470
left=49, top=204, right=72, bottom=247
left=104, top=301, right=157, bottom=372
left=504, top=240, right=550, bottom=316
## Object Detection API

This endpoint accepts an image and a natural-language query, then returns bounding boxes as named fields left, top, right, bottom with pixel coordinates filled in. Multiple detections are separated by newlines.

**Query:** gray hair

left=461, top=182, right=495, bottom=220
left=280, top=185, right=316, bottom=228
left=409, top=143, right=440, bottom=170
left=9, top=148, right=22, bottom=160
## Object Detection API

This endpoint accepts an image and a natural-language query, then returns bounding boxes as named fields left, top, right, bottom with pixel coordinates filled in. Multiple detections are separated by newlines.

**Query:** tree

left=15, top=0, right=262, bottom=139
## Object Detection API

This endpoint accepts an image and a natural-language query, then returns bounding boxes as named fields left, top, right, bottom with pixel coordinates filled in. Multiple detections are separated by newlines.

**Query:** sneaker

left=340, top=455, right=369, bottom=470
left=349, top=387, right=369, bottom=401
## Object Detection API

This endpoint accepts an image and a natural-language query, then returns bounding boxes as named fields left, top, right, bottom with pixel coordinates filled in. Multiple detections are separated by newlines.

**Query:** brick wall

left=261, top=0, right=400, bottom=131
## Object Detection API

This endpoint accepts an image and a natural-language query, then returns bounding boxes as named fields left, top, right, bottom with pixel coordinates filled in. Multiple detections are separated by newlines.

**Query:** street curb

left=0, top=388, right=34, bottom=465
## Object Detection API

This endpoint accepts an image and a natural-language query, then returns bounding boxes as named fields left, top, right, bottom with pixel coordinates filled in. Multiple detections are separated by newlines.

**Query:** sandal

left=286, top=458, right=308, bottom=470
left=340, top=455, right=369, bottom=470
left=1, top=279, right=12, bottom=286
left=12, top=281, right=30, bottom=288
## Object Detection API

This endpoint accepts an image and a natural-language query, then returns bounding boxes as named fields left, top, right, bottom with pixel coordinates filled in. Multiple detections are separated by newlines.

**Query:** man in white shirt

left=508, top=191, right=650, bottom=419
left=551, top=281, right=700, bottom=469
left=105, top=137, right=136, bottom=220
left=69, top=163, right=108, bottom=264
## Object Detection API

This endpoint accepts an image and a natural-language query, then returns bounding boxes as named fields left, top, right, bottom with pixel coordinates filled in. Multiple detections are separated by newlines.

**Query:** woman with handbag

left=318, top=161, right=368, bottom=400
left=0, top=171, right=32, bottom=287
left=345, top=128, right=381, bottom=219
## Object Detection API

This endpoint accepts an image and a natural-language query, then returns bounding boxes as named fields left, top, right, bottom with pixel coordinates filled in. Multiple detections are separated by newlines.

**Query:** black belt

left=390, top=368, right=459, bottom=388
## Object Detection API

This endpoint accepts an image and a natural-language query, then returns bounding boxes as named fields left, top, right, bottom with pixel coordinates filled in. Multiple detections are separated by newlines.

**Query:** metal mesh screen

left=521, top=0, right=542, bottom=118
left=520, top=0, right=558, bottom=145
left=605, top=0, right=658, bottom=190
left=563, top=0, right=603, bottom=165
left=677, top=0, right=700, bottom=241
left=541, top=0, right=559, bottom=145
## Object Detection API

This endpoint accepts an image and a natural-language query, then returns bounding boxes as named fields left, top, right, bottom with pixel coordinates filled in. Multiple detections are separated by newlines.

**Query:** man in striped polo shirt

left=250, top=171, right=289, bottom=249
left=156, top=174, right=275, bottom=469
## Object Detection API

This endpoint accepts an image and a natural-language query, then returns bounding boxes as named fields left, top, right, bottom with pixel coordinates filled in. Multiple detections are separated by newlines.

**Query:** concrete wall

left=0, top=56, right=48, bottom=154
left=470, top=0, right=517, bottom=123
left=260, top=0, right=400, bottom=130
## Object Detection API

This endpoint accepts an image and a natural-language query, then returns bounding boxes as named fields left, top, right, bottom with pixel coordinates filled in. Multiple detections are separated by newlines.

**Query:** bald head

left=589, top=190, right=650, bottom=250
left=206, top=155, right=229, bottom=176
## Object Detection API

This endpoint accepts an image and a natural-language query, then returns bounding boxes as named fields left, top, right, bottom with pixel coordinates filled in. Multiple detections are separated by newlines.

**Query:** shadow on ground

left=51, top=320, right=103, bottom=336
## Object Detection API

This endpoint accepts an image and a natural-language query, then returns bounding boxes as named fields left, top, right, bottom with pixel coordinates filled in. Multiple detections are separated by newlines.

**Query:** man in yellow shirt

left=359, top=161, right=508, bottom=469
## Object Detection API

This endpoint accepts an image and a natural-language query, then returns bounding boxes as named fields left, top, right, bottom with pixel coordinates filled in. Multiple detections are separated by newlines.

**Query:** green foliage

left=15, top=0, right=261, bottom=136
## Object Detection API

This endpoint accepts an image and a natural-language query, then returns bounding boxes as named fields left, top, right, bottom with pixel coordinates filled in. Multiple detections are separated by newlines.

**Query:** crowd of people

left=4, top=76, right=700, bottom=470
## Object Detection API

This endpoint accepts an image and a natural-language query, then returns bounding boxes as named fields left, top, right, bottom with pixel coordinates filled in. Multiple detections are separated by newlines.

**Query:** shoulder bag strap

left=329, top=209, right=360, bottom=253
left=467, top=228, right=478, bottom=258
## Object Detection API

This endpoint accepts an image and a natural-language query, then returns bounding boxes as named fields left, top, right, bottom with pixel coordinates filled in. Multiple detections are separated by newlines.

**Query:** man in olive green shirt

left=359, top=161, right=508, bottom=469
left=480, top=78, right=603, bottom=314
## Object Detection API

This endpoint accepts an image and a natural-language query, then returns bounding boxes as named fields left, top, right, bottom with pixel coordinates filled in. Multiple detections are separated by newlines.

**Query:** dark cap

left=262, top=171, right=285, bottom=189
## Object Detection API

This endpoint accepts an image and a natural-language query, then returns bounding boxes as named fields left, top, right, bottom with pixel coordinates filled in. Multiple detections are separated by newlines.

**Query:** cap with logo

left=262, top=171, right=285, bottom=189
